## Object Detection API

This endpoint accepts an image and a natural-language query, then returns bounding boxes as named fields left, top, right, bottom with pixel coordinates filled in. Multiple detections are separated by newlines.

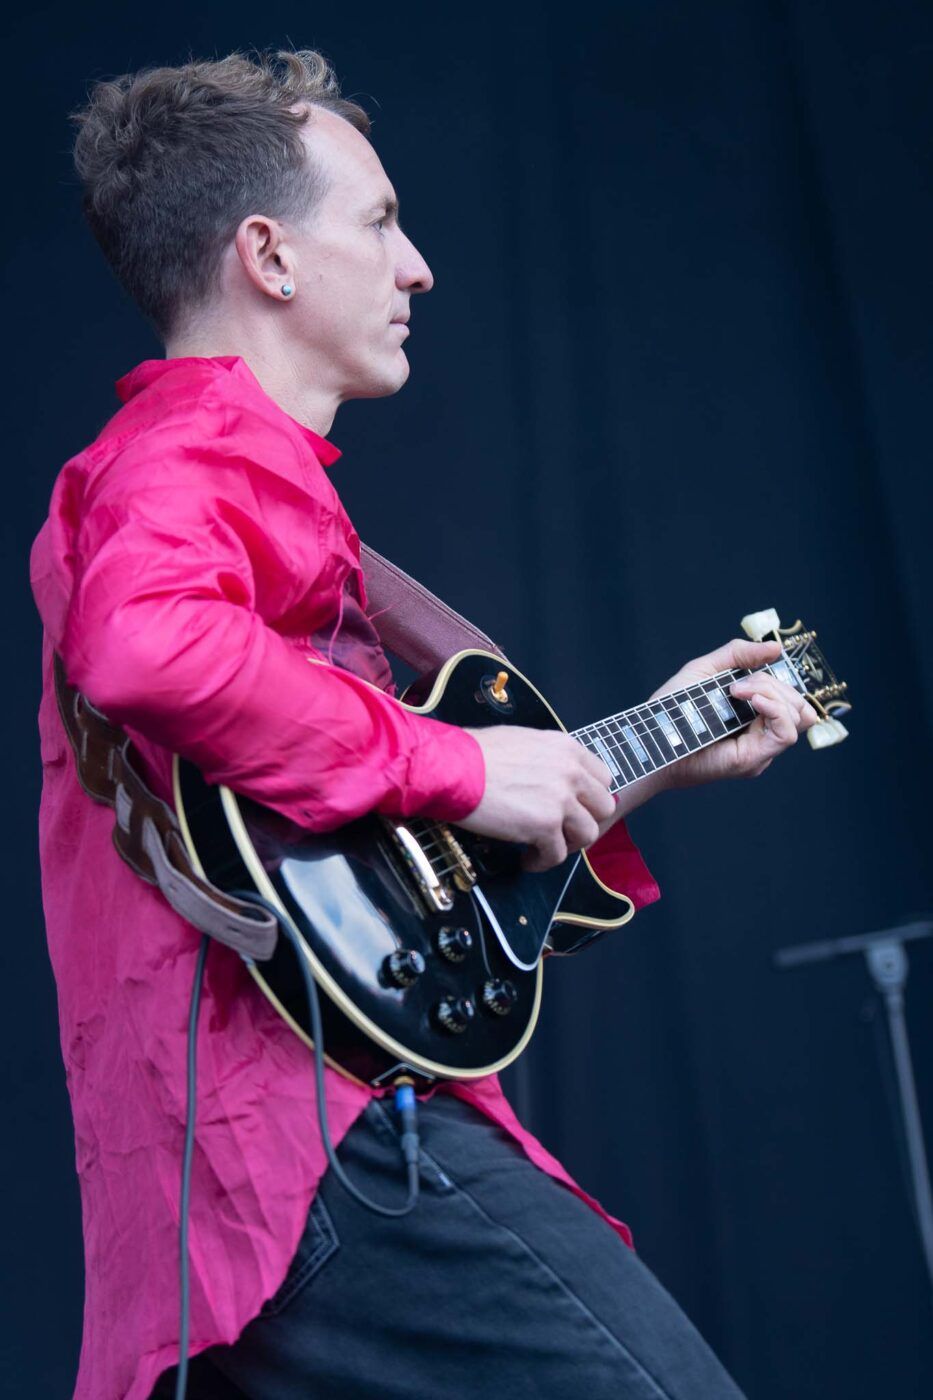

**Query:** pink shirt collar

left=115, top=355, right=343, bottom=467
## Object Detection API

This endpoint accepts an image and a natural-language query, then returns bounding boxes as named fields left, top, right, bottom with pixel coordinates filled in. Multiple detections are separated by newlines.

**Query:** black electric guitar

left=173, top=608, right=850, bottom=1090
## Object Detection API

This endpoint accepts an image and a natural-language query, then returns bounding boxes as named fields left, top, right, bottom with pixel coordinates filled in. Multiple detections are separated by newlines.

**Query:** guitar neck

left=571, top=659, right=800, bottom=791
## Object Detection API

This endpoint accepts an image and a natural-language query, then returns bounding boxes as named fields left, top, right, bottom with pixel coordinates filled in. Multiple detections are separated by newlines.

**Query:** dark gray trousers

left=154, top=1094, right=745, bottom=1399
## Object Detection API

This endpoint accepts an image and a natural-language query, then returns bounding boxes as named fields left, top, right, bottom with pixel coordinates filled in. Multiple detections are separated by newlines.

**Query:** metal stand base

left=776, top=919, right=933, bottom=1308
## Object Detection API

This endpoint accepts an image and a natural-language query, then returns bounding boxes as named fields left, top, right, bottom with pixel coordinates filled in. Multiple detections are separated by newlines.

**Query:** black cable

left=172, top=894, right=420, bottom=1398
left=175, top=933, right=209, bottom=1400
left=231, top=888, right=421, bottom=1219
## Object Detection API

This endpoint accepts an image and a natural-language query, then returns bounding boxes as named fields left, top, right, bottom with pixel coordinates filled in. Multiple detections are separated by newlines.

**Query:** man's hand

left=456, top=638, right=817, bottom=874
left=651, top=637, right=819, bottom=788
left=458, top=726, right=616, bottom=872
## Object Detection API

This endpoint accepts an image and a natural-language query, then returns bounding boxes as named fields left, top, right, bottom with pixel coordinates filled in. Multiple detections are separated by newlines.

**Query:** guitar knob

left=383, top=949, right=426, bottom=989
left=434, top=997, right=475, bottom=1034
left=437, top=926, right=473, bottom=962
left=482, top=978, right=519, bottom=1016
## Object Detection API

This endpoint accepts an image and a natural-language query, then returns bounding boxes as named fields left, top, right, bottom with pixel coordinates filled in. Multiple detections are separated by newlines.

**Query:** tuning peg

left=807, top=717, right=849, bottom=749
left=741, top=608, right=782, bottom=641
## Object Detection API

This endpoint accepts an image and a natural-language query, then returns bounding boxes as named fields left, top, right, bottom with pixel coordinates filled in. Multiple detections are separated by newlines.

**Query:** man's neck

left=164, top=324, right=340, bottom=438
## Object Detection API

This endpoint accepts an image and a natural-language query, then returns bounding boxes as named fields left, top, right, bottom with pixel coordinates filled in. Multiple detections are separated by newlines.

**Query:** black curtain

left=5, top=4, right=931, bottom=1396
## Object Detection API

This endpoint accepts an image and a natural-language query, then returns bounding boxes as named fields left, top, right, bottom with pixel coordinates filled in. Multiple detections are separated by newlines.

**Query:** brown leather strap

left=53, top=655, right=278, bottom=961
left=360, top=543, right=506, bottom=671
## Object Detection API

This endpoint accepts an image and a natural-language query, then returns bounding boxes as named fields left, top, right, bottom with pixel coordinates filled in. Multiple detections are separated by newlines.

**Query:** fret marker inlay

left=622, top=725, right=649, bottom=764
left=656, top=710, right=683, bottom=746
left=681, top=699, right=708, bottom=736
left=591, top=735, right=621, bottom=778
left=708, top=689, right=736, bottom=722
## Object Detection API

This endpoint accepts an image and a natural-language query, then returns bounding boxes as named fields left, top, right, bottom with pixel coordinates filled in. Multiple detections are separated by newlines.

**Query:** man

left=32, top=49, right=815, bottom=1399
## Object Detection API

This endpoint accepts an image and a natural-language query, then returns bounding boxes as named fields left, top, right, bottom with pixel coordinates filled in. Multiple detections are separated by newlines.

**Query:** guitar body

left=173, top=650, right=634, bottom=1088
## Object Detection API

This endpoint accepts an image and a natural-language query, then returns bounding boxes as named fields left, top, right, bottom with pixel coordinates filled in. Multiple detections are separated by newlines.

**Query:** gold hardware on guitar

left=740, top=607, right=851, bottom=750
left=490, top=671, right=510, bottom=703
left=436, top=824, right=478, bottom=891
left=812, top=681, right=848, bottom=702
left=385, top=820, right=455, bottom=913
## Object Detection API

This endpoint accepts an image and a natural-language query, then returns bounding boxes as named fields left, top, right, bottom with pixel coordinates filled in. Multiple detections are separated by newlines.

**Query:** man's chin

left=347, top=355, right=411, bottom=401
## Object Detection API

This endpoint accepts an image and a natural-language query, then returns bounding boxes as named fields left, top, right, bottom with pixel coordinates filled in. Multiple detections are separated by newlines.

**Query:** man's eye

left=373, top=217, right=386, bottom=232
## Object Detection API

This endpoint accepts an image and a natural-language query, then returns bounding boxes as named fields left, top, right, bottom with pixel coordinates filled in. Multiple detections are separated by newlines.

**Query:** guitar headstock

left=740, top=608, right=851, bottom=749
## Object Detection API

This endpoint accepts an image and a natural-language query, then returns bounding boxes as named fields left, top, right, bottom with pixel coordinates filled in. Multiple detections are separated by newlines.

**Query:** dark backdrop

left=4, top=3, right=931, bottom=1397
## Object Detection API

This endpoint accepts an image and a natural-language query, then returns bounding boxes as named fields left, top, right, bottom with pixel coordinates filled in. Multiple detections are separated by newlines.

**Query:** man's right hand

left=457, top=726, right=617, bottom=872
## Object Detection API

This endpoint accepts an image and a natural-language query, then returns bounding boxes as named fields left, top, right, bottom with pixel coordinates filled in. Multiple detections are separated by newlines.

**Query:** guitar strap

left=53, top=547, right=506, bottom=960
left=53, top=653, right=281, bottom=960
left=359, top=543, right=506, bottom=670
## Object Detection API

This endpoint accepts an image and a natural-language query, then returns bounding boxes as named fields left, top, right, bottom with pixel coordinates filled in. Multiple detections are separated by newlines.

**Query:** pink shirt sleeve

left=57, top=444, right=486, bottom=831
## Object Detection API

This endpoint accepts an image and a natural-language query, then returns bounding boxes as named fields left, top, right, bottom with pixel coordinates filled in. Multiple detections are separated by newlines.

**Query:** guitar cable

left=175, top=932, right=209, bottom=1400
left=174, top=897, right=421, bottom=1400
left=232, top=887, right=422, bottom=1218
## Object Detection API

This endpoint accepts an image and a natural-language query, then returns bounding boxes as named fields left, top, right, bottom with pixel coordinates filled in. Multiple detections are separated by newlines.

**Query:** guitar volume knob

left=437, top=926, right=473, bottom=962
left=383, top=949, right=426, bottom=989
left=435, top=996, right=475, bottom=1034
left=482, top=978, right=519, bottom=1016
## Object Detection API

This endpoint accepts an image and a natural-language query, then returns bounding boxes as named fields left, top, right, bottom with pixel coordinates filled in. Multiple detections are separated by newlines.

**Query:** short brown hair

left=72, top=49, right=371, bottom=339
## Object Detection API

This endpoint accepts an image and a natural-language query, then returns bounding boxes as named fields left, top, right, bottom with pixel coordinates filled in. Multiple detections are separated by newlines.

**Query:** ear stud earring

left=281, top=283, right=294, bottom=298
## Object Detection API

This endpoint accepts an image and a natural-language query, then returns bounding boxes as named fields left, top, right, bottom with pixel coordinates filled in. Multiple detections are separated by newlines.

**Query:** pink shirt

left=31, top=356, right=660, bottom=1400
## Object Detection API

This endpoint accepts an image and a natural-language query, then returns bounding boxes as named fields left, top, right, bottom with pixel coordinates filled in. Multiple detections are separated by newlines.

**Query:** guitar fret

left=652, top=705, right=685, bottom=753
left=703, top=680, right=740, bottom=728
left=608, top=718, right=648, bottom=782
left=587, top=730, right=624, bottom=781
left=601, top=719, right=642, bottom=784
left=628, top=707, right=669, bottom=768
left=767, top=657, right=798, bottom=692
left=633, top=705, right=676, bottom=765
left=729, top=696, right=756, bottom=725
left=725, top=668, right=757, bottom=726
left=688, top=684, right=728, bottom=740
left=582, top=722, right=630, bottom=786
left=603, top=713, right=640, bottom=760
left=661, top=695, right=703, bottom=752
left=682, top=696, right=709, bottom=737
left=620, top=721, right=650, bottom=767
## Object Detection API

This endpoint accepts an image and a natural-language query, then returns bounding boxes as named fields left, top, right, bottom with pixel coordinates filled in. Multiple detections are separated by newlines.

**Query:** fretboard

left=571, top=660, right=800, bottom=792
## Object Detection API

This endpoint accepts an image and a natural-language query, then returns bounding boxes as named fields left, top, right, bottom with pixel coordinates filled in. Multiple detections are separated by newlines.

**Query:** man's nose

left=397, top=232, right=434, bottom=294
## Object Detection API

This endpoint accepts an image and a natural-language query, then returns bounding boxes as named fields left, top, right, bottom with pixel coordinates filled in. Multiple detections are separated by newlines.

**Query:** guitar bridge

left=435, top=824, right=477, bottom=891
left=383, top=820, right=455, bottom=914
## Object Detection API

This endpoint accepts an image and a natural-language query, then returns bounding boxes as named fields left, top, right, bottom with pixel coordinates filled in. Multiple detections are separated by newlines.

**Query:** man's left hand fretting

left=651, top=637, right=819, bottom=788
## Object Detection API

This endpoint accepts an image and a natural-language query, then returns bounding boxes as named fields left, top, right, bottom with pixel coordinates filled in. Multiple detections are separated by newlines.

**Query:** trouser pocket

left=259, top=1193, right=340, bottom=1317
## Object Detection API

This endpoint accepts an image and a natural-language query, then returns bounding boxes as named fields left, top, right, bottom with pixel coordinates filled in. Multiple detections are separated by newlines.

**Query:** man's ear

left=233, top=215, right=296, bottom=302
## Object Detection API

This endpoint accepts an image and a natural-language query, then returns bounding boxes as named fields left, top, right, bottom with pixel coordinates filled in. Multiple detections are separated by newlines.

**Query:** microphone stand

left=774, top=919, right=933, bottom=1309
